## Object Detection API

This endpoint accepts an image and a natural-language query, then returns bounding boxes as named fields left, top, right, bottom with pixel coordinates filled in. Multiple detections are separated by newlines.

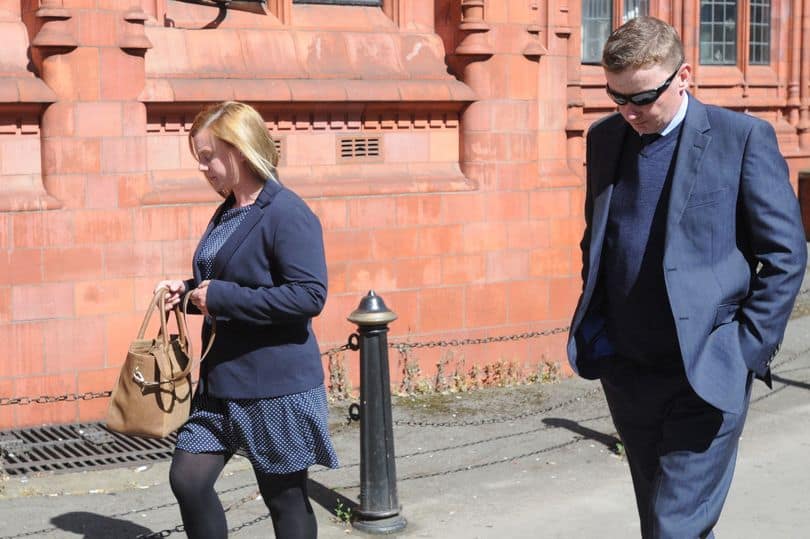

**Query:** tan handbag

left=105, top=288, right=214, bottom=438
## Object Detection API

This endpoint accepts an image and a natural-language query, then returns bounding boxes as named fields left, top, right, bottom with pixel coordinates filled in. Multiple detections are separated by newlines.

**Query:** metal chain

left=0, top=328, right=563, bottom=407
left=0, top=391, right=111, bottom=407
left=0, top=528, right=58, bottom=539
left=328, top=436, right=587, bottom=491
left=749, top=343, right=810, bottom=405
left=772, top=346, right=808, bottom=370
left=317, top=412, right=613, bottom=476
left=393, top=386, right=600, bottom=427
left=0, top=482, right=262, bottom=539
left=136, top=525, right=185, bottom=539
left=135, top=487, right=266, bottom=539
left=223, top=488, right=261, bottom=513
left=229, top=513, right=272, bottom=535
left=0, top=336, right=360, bottom=407
left=399, top=436, right=586, bottom=482
left=389, top=326, right=569, bottom=352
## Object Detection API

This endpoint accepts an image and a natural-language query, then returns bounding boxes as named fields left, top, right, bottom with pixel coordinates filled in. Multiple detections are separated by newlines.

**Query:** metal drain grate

left=0, top=423, right=175, bottom=476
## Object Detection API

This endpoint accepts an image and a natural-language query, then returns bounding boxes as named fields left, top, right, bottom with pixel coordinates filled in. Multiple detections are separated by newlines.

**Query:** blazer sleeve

left=580, top=128, right=596, bottom=286
left=204, top=199, right=328, bottom=324
left=736, top=119, right=807, bottom=375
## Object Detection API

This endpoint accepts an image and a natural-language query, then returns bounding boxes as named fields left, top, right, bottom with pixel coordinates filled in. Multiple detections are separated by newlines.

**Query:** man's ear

left=677, top=63, right=693, bottom=91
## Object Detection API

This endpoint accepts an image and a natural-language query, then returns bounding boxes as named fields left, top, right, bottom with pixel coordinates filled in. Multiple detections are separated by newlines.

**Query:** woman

left=155, top=101, right=338, bottom=539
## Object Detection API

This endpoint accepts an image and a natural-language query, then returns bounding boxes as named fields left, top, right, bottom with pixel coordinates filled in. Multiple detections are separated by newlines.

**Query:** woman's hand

left=190, top=280, right=211, bottom=317
left=154, top=280, right=186, bottom=311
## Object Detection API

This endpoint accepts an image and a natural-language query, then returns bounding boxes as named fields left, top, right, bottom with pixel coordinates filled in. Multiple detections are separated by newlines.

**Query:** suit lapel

left=587, top=117, right=626, bottom=279
left=666, top=97, right=711, bottom=231
left=208, top=180, right=283, bottom=280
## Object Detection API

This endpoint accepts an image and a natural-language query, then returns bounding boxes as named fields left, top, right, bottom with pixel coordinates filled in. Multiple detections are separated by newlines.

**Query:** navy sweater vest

left=602, top=126, right=683, bottom=366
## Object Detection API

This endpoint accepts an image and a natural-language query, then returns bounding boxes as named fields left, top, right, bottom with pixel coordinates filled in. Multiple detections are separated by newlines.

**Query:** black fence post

left=347, top=290, right=407, bottom=534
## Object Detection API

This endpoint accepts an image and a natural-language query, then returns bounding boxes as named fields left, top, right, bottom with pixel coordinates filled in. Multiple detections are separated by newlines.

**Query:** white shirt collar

left=659, top=93, right=689, bottom=137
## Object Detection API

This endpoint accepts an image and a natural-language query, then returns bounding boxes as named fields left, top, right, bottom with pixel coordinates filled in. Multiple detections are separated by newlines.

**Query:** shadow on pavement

left=543, top=417, right=622, bottom=454
left=307, top=478, right=359, bottom=518
left=50, top=511, right=152, bottom=539
left=771, top=373, right=810, bottom=390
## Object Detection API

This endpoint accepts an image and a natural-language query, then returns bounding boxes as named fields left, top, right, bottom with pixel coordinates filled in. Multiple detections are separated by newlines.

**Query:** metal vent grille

left=338, top=135, right=382, bottom=161
left=0, top=423, right=175, bottom=476
left=272, top=136, right=283, bottom=163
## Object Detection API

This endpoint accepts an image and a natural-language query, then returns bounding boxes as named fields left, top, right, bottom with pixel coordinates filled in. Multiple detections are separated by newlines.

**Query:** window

left=292, top=0, right=382, bottom=5
left=749, top=0, right=771, bottom=64
left=582, top=0, right=612, bottom=64
left=623, top=0, right=650, bottom=22
left=581, top=0, right=649, bottom=63
left=700, top=0, right=738, bottom=64
left=700, top=0, right=772, bottom=65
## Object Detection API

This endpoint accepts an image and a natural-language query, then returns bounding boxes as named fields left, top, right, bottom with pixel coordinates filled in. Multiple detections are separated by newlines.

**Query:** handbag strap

left=136, top=288, right=165, bottom=340
left=144, top=287, right=217, bottom=385
left=181, top=291, right=216, bottom=362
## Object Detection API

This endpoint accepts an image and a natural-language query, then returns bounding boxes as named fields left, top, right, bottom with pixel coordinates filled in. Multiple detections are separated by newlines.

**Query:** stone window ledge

left=141, top=164, right=475, bottom=205
left=0, top=190, right=62, bottom=211
left=140, top=78, right=476, bottom=103
left=0, top=78, right=57, bottom=104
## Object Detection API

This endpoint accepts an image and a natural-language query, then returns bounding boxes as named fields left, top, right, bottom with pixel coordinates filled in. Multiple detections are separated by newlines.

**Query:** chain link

left=5, top=317, right=807, bottom=412
left=0, top=391, right=112, bottom=407
left=134, top=486, right=265, bottom=539
left=136, top=525, right=185, bottom=539
left=0, top=328, right=567, bottom=407
left=329, top=436, right=587, bottom=491
left=0, top=528, right=58, bottom=539
left=389, top=326, right=569, bottom=352
left=399, top=436, right=586, bottom=482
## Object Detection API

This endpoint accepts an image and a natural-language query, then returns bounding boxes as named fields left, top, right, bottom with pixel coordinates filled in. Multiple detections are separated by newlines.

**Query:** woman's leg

left=169, top=450, right=229, bottom=539
left=256, top=469, right=316, bottom=539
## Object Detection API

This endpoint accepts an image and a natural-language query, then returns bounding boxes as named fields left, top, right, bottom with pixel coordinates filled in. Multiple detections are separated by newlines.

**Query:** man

left=567, top=16, right=807, bottom=538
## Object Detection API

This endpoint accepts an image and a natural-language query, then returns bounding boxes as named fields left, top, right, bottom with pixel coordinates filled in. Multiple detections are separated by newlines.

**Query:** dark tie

left=640, top=133, right=661, bottom=146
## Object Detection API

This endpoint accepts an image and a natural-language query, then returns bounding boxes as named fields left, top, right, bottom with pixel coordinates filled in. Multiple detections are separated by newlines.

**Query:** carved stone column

left=797, top=0, right=810, bottom=147
left=456, top=0, right=491, bottom=56
left=35, top=0, right=150, bottom=208
left=269, top=0, right=291, bottom=24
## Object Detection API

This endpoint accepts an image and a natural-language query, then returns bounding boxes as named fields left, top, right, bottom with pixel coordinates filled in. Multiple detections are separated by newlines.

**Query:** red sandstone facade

left=0, top=0, right=807, bottom=428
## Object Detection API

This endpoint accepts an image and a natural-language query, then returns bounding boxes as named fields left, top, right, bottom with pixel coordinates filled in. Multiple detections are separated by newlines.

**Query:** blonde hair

left=602, top=16, right=684, bottom=73
left=189, top=101, right=279, bottom=183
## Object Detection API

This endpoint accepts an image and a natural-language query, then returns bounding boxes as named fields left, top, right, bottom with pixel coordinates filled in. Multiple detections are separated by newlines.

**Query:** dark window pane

left=582, top=0, right=613, bottom=63
left=622, top=0, right=649, bottom=22
left=700, top=0, right=737, bottom=65
left=749, top=0, right=771, bottom=65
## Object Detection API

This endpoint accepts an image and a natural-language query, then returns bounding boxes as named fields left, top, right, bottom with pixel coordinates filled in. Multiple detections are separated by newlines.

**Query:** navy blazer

left=185, top=179, right=328, bottom=399
left=568, top=96, right=807, bottom=413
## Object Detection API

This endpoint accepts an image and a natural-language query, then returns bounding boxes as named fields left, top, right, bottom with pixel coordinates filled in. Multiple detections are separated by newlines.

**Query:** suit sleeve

left=580, top=129, right=595, bottom=287
left=204, top=200, right=328, bottom=324
left=736, top=120, right=807, bottom=375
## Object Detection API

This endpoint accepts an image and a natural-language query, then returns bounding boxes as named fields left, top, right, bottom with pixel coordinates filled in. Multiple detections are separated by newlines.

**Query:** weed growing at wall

left=327, top=352, right=352, bottom=401
left=326, top=345, right=562, bottom=402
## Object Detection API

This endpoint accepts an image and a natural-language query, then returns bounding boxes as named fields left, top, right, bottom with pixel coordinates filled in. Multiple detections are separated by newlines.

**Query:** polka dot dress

left=195, top=205, right=252, bottom=279
left=176, top=202, right=339, bottom=474
left=177, top=385, right=339, bottom=474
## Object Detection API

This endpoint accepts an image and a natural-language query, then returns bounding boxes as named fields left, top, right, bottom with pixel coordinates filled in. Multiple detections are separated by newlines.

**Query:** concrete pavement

left=1, top=294, right=810, bottom=538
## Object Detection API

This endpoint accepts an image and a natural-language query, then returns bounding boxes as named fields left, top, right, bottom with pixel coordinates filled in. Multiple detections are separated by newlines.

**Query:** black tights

left=169, top=450, right=317, bottom=539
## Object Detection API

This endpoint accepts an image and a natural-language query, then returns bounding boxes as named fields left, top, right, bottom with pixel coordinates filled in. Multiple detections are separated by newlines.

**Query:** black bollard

left=347, top=291, right=407, bottom=534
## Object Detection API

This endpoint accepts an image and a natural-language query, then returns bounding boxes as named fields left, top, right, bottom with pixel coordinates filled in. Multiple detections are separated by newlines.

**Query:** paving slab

left=2, top=273, right=810, bottom=539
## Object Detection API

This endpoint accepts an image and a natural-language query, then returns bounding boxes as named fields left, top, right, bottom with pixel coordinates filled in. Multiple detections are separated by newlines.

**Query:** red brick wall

left=1, top=0, right=809, bottom=429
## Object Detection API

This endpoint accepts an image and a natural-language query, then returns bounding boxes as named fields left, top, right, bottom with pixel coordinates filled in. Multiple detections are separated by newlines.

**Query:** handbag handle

left=181, top=290, right=216, bottom=362
left=136, top=287, right=217, bottom=387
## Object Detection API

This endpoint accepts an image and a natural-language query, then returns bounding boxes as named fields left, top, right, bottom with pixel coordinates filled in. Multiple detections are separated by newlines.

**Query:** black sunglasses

left=606, top=63, right=683, bottom=106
